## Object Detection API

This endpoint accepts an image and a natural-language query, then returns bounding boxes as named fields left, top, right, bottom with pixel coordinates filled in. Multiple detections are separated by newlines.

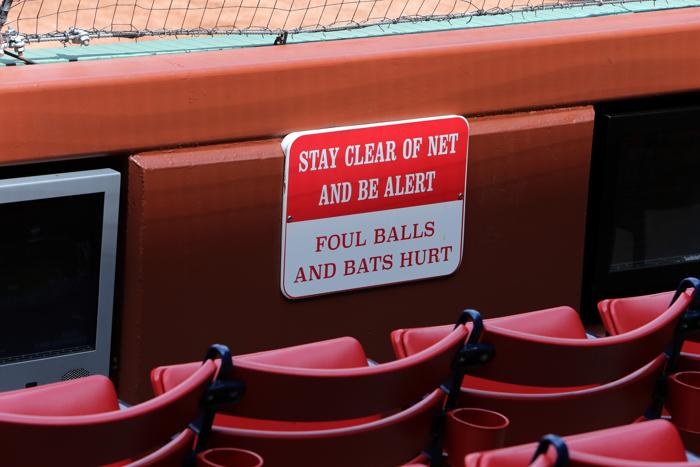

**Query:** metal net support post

left=0, top=0, right=11, bottom=29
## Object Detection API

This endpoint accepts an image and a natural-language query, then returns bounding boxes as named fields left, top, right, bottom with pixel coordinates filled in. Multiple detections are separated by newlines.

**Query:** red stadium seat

left=390, top=279, right=699, bottom=445
left=457, top=355, right=665, bottom=445
left=466, top=419, right=695, bottom=467
left=393, top=306, right=598, bottom=393
left=595, top=283, right=700, bottom=450
left=151, top=315, right=479, bottom=466
left=598, top=291, right=676, bottom=336
left=207, top=388, right=445, bottom=466
left=0, top=350, right=221, bottom=467
left=392, top=289, right=692, bottom=386
left=599, top=289, right=700, bottom=356
left=392, top=305, right=589, bottom=359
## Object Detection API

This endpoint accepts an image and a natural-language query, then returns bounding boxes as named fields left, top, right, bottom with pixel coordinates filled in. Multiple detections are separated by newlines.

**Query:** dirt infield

left=5, top=0, right=560, bottom=46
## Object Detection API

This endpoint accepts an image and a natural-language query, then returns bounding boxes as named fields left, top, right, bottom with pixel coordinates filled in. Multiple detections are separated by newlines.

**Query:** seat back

left=599, top=290, right=700, bottom=355
left=0, top=375, right=119, bottom=416
left=0, top=360, right=216, bottom=467
left=152, top=328, right=468, bottom=422
left=208, top=389, right=444, bottom=467
left=471, top=299, right=683, bottom=386
left=465, top=419, right=689, bottom=467
left=393, top=293, right=692, bottom=387
left=154, top=337, right=379, bottom=431
left=392, top=306, right=587, bottom=358
left=458, top=355, right=666, bottom=445
left=152, top=337, right=368, bottom=396
left=598, top=291, right=676, bottom=335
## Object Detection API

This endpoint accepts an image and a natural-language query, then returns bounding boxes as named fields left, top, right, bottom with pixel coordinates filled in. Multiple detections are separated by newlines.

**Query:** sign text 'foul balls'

left=281, top=116, right=469, bottom=298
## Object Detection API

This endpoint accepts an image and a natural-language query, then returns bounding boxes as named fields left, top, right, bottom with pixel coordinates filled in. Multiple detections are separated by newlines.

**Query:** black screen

left=608, top=114, right=700, bottom=273
left=583, top=98, right=700, bottom=323
left=0, top=194, right=103, bottom=363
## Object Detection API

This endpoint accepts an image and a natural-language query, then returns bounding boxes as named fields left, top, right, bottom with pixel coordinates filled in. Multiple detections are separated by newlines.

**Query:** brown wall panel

left=119, top=106, right=593, bottom=402
left=0, top=8, right=698, bottom=165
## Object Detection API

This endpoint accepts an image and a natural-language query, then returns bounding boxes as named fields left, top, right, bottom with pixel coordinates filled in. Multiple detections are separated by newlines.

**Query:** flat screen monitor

left=606, top=115, right=700, bottom=274
left=584, top=99, right=700, bottom=321
left=0, top=169, right=119, bottom=390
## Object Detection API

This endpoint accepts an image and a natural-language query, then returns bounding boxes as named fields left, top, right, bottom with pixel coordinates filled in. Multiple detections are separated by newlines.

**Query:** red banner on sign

left=285, top=116, right=468, bottom=222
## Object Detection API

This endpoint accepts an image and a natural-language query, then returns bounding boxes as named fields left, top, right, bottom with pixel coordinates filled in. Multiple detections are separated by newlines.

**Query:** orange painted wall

left=0, top=8, right=698, bottom=166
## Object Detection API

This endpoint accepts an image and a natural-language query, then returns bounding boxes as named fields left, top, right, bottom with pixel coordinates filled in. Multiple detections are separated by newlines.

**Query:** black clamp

left=191, top=344, right=245, bottom=459
left=646, top=277, right=700, bottom=419
left=530, top=434, right=569, bottom=467
left=644, top=374, right=668, bottom=420
left=428, top=309, right=494, bottom=466
left=445, top=309, right=494, bottom=409
left=199, top=344, right=245, bottom=411
left=680, top=308, right=700, bottom=333
left=666, top=277, right=700, bottom=371
left=455, top=341, right=495, bottom=369
left=670, top=277, right=700, bottom=310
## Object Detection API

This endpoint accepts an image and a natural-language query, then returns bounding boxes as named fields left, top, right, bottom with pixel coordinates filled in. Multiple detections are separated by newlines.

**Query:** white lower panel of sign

left=282, top=200, right=464, bottom=298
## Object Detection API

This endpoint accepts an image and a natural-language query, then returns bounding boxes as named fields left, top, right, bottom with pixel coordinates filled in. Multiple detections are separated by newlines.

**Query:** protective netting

left=0, top=0, right=641, bottom=47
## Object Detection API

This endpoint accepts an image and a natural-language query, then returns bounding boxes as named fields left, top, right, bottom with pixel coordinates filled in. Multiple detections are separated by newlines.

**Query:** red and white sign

left=281, top=115, right=469, bottom=299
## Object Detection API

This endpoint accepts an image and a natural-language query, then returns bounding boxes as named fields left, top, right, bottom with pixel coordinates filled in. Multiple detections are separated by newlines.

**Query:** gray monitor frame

left=0, top=169, right=120, bottom=391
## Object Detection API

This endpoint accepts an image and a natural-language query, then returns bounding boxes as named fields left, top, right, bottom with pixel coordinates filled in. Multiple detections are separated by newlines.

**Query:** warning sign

left=281, top=116, right=469, bottom=299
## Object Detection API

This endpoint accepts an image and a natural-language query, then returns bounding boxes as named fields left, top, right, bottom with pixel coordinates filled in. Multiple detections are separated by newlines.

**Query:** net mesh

left=0, top=0, right=644, bottom=46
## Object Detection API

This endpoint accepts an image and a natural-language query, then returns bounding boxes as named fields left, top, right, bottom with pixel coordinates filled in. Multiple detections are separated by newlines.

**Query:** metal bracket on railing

left=274, top=31, right=288, bottom=45
left=530, top=434, right=569, bottom=467
left=3, top=26, right=25, bottom=55
left=62, top=27, right=90, bottom=46
left=0, top=0, right=12, bottom=30
left=1, top=26, right=34, bottom=64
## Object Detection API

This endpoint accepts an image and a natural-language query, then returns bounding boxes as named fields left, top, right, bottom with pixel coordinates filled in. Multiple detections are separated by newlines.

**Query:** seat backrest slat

left=459, top=355, right=666, bottom=445
left=475, top=292, right=689, bottom=386
left=208, top=389, right=444, bottom=467
left=600, top=290, right=700, bottom=353
left=394, top=293, right=692, bottom=387
left=154, top=328, right=468, bottom=421
left=152, top=337, right=372, bottom=396
left=599, top=291, right=675, bottom=335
